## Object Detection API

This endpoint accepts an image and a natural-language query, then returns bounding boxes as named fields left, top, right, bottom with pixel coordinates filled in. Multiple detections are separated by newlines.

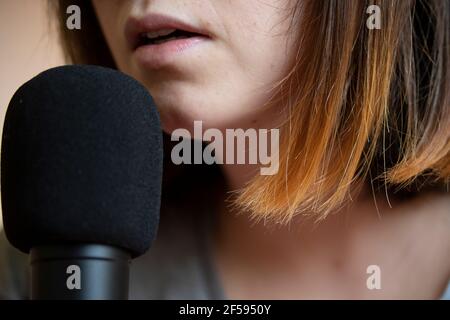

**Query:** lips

left=125, top=14, right=211, bottom=51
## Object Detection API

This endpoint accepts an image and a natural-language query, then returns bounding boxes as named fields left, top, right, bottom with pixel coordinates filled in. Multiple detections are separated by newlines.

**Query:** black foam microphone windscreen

left=1, top=65, right=163, bottom=258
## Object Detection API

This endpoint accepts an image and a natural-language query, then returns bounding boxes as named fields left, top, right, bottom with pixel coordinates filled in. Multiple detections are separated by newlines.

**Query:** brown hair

left=51, top=0, right=449, bottom=223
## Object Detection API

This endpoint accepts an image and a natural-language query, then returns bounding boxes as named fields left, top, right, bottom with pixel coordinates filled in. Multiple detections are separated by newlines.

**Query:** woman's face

left=92, top=0, right=297, bottom=133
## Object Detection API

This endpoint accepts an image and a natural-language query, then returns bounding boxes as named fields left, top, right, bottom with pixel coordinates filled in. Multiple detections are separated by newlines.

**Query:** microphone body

left=30, top=245, right=130, bottom=300
left=1, top=65, right=163, bottom=300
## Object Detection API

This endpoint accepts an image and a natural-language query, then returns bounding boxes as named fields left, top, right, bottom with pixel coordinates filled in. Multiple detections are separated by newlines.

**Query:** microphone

left=1, top=65, right=163, bottom=300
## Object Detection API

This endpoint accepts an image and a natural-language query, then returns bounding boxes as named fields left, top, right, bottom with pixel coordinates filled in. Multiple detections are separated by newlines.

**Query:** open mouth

left=138, top=28, right=202, bottom=46
left=125, top=14, right=211, bottom=51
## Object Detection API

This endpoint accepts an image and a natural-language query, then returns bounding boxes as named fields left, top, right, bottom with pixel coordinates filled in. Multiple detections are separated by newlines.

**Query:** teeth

left=152, top=36, right=188, bottom=45
left=145, top=29, right=176, bottom=39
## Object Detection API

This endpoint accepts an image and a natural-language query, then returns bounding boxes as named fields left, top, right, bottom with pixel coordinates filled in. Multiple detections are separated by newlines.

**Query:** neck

left=214, top=163, right=389, bottom=298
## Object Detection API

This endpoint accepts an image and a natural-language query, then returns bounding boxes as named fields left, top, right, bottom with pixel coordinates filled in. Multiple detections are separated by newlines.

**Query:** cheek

left=234, top=35, right=293, bottom=86
left=222, top=2, right=296, bottom=86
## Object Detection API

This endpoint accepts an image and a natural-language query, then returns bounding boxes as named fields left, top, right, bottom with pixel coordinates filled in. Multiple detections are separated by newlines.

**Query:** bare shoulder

left=402, top=191, right=450, bottom=237
left=414, top=191, right=450, bottom=216
left=389, top=191, right=450, bottom=297
left=392, top=191, right=450, bottom=257
left=350, top=191, right=450, bottom=298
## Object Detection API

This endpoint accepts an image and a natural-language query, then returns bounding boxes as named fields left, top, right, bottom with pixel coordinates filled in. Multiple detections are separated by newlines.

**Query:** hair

left=51, top=0, right=449, bottom=223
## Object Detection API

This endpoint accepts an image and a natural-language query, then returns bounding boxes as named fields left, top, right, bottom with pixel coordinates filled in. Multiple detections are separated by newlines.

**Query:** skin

left=92, top=0, right=450, bottom=299
left=92, top=0, right=296, bottom=133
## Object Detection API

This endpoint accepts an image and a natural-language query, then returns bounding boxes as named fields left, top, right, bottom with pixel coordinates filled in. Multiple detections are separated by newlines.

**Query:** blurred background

left=0, top=0, right=65, bottom=229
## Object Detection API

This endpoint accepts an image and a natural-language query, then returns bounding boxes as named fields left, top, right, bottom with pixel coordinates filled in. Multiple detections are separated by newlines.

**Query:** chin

left=152, top=97, right=234, bottom=135
left=159, top=107, right=235, bottom=135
